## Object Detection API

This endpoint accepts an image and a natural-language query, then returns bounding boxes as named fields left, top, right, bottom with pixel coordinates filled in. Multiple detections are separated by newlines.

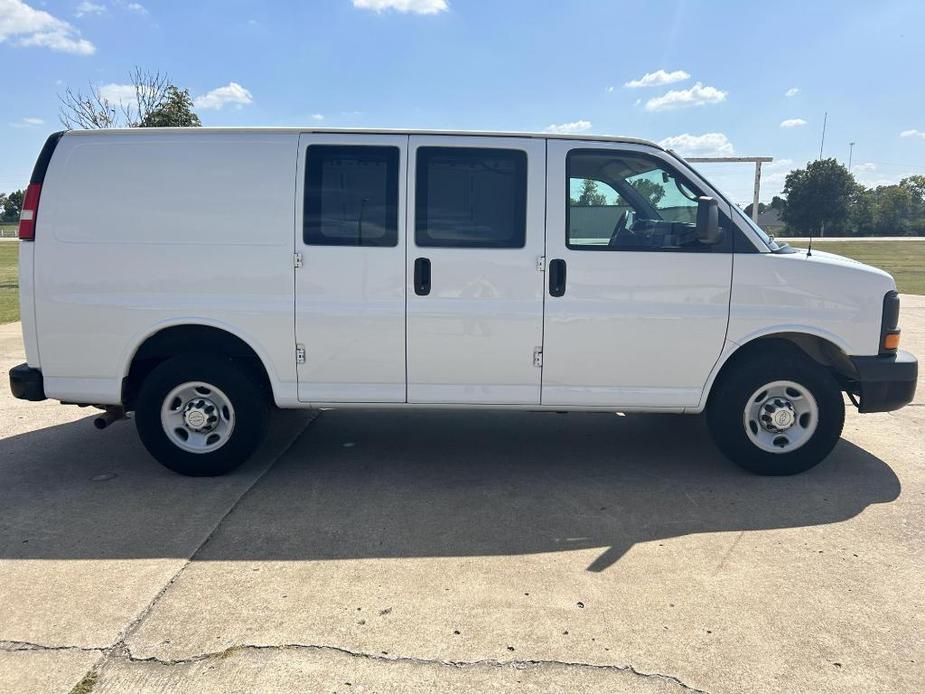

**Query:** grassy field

left=0, top=243, right=18, bottom=323
left=787, top=239, right=925, bottom=295
left=0, top=238, right=922, bottom=325
left=0, top=223, right=17, bottom=238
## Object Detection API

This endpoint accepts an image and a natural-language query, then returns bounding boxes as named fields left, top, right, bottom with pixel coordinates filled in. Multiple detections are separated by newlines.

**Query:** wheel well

left=122, top=325, right=272, bottom=410
left=709, top=333, right=855, bottom=404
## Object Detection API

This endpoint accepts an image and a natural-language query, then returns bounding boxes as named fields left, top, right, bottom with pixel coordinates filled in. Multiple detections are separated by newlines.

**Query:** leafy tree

left=139, top=86, right=201, bottom=127
left=770, top=195, right=786, bottom=211
left=630, top=179, right=665, bottom=207
left=743, top=202, right=768, bottom=217
left=58, top=67, right=201, bottom=129
left=2, top=189, right=23, bottom=223
left=781, top=159, right=857, bottom=236
left=573, top=179, right=608, bottom=207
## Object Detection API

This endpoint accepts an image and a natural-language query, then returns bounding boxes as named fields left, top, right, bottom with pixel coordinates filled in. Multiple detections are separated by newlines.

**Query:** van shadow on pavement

left=0, top=409, right=900, bottom=572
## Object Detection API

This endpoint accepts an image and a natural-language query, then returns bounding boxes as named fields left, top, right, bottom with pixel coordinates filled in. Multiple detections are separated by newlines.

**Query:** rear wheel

left=707, top=350, right=845, bottom=475
left=135, top=355, right=269, bottom=476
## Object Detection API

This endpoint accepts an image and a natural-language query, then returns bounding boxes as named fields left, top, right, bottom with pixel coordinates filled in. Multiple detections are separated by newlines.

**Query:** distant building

left=756, top=208, right=784, bottom=235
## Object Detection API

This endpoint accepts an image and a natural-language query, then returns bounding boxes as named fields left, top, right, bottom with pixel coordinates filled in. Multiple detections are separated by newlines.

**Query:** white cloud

left=9, top=116, right=44, bottom=127
left=645, top=82, right=726, bottom=112
left=900, top=129, right=925, bottom=139
left=605, top=85, right=614, bottom=93
left=123, top=2, right=147, bottom=14
left=785, top=87, right=799, bottom=97
left=853, top=162, right=876, bottom=173
left=352, top=0, right=447, bottom=14
left=194, top=82, right=253, bottom=110
left=658, top=132, right=734, bottom=157
left=624, top=69, right=690, bottom=89
left=780, top=118, right=807, bottom=128
left=544, top=120, right=592, bottom=135
left=98, top=82, right=137, bottom=104
left=0, top=0, right=95, bottom=54
left=311, top=113, right=324, bottom=121
left=75, top=1, right=105, bottom=17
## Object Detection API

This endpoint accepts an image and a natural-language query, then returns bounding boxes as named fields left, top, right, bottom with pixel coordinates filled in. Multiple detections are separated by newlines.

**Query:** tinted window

left=567, top=149, right=730, bottom=252
left=304, top=145, right=399, bottom=247
left=416, top=147, right=527, bottom=248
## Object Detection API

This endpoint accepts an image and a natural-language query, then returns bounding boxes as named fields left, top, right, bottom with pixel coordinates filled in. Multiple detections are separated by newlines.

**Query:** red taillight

left=18, top=183, right=42, bottom=241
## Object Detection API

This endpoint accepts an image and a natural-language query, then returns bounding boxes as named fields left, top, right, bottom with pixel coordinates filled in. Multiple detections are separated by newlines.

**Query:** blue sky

left=2, top=0, right=924, bottom=203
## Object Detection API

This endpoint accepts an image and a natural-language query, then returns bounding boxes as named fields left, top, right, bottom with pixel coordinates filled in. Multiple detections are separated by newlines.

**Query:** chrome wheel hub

left=161, top=382, right=235, bottom=454
left=762, top=398, right=796, bottom=432
left=182, top=398, right=218, bottom=432
left=744, top=380, right=818, bottom=454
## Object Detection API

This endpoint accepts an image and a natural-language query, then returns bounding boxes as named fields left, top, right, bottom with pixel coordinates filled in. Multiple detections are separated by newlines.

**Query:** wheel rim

left=743, top=380, right=819, bottom=454
left=160, top=381, right=235, bottom=454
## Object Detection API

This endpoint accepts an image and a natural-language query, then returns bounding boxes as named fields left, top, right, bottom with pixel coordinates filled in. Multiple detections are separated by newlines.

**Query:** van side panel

left=33, top=131, right=299, bottom=405
left=18, top=242, right=41, bottom=367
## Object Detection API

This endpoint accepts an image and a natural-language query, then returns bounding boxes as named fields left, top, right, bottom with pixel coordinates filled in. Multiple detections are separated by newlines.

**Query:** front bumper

left=9, top=363, right=46, bottom=402
left=849, top=350, right=917, bottom=413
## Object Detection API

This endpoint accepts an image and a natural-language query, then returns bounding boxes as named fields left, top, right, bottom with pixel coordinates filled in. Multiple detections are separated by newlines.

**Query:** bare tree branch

left=57, top=67, right=172, bottom=129
left=57, top=82, right=118, bottom=129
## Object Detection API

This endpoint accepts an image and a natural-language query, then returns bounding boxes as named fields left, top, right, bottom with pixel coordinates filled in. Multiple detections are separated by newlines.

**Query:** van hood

left=785, top=246, right=893, bottom=280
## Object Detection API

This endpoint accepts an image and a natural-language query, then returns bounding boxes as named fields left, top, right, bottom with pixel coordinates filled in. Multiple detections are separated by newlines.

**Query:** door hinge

left=536, top=255, right=546, bottom=272
left=293, top=252, right=303, bottom=269
left=533, top=346, right=543, bottom=367
left=296, top=344, right=306, bottom=364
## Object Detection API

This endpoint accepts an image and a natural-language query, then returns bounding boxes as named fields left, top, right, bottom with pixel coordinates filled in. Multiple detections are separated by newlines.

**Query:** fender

left=120, top=317, right=294, bottom=406
left=693, top=324, right=854, bottom=413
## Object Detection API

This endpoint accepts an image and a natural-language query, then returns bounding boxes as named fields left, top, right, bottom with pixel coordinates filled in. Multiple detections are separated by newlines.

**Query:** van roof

left=62, top=127, right=665, bottom=149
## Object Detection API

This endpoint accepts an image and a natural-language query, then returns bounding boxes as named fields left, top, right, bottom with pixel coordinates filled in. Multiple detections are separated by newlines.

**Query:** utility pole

left=819, top=112, right=828, bottom=159
left=848, top=141, right=855, bottom=171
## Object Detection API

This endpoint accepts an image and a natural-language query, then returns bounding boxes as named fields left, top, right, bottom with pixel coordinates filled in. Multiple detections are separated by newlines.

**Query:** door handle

left=549, top=258, right=566, bottom=297
left=414, top=257, right=431, bottom=296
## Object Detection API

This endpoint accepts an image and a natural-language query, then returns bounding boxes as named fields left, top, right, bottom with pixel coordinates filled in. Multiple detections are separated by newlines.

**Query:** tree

left=630, top=179, right=665, bottom=207
left=573, top=179, right=608, bottom=207
left=770, top=195, right=785, bottom=211
left=58, top=67, right=200, bottom=129
left=743, top=201, right=768, bottom=217
left=781, top=159, right=857, bottom=236
left=139, top=86, right=201, bottom=127
left=2, top=189, right=23, bottom=223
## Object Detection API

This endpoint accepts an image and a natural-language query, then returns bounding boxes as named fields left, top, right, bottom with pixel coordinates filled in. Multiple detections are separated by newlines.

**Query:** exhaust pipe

left=94, top=407, right=126, bottom=430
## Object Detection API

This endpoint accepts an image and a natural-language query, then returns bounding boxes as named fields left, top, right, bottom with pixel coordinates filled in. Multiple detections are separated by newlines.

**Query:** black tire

left=135, top=354, right=269, bottom=476
left=707, top=349, right=845, bottom=475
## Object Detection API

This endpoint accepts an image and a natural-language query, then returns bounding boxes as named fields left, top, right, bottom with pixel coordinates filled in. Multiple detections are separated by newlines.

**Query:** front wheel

left=135, top=355, right=269, bottom=476
left=707, top=351, right=845, bottom=475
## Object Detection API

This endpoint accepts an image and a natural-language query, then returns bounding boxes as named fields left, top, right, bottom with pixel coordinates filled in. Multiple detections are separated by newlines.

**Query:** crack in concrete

left=0, top=640, right=104, bottom=654
left=2, top=638, right=710, bottom=692
left=119, top=642, right=710, bottom=692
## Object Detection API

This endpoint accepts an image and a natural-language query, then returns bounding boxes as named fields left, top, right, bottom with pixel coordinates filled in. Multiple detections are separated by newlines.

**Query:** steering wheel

left=608, top=210, right=632, bottom=248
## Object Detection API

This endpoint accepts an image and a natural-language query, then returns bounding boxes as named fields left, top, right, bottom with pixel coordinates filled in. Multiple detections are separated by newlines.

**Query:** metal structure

left=685, top=156, right=774, bottom=222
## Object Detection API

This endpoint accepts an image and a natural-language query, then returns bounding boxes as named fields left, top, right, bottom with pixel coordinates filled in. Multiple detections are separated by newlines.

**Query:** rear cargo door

left=295, top=133, right=407, bottom=403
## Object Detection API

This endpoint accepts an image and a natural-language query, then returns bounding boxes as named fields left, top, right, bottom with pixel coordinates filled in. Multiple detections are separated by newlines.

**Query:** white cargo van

left=10, top=128, right=917, bottom=476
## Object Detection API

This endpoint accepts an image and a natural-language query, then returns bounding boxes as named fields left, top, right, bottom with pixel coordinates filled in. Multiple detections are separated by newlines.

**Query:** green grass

left=788, top=239, right=925, bottom=295
left=0, top=223, right=17, bottom=238
left=0, top=243, right=18, bottom=323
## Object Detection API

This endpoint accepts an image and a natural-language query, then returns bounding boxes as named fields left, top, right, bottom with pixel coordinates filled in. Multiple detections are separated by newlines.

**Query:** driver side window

left=566, top=148, right=725, bottom=252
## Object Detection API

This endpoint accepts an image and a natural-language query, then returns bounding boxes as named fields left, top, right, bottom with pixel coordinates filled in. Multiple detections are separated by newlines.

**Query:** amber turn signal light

left=882, top=331, right=901, bottom=351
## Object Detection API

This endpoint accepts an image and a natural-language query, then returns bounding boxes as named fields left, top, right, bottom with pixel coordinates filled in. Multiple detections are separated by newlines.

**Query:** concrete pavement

left=0, top=300, right=923, bottom=693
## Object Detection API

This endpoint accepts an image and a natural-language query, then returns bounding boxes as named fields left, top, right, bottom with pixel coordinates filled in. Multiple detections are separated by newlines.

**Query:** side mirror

left=696, top=196, right=721, bottom=244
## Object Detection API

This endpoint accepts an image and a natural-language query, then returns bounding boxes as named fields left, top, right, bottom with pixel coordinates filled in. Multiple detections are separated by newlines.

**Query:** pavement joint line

left=59, top=410, right=323, bottom=687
